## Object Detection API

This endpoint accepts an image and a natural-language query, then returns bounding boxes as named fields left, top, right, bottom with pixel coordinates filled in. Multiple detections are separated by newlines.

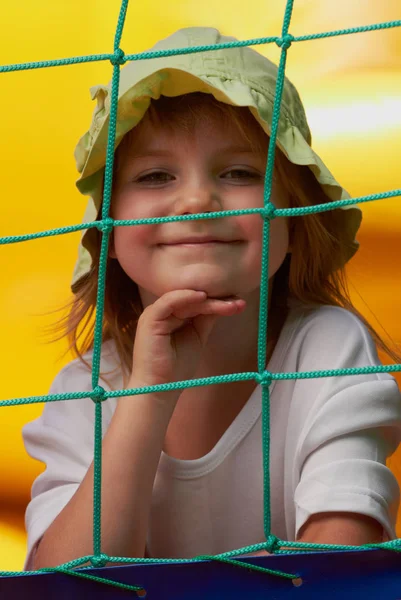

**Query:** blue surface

left=2, top=549, right=401, bottom=598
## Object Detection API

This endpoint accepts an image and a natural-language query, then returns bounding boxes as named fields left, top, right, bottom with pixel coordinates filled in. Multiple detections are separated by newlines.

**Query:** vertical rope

left=259, top=0, right=295, bottom=540
left=1, top=0, right=400, bottom=586
left=91, top=0, right=129, bottom=561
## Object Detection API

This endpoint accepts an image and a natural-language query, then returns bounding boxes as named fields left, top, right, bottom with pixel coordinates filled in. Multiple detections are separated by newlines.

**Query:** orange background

left=0, top=0, right=400, bottom=570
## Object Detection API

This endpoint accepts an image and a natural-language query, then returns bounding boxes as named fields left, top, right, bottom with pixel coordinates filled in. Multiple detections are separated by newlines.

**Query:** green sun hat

left=71, top=26, right=362, bottom=292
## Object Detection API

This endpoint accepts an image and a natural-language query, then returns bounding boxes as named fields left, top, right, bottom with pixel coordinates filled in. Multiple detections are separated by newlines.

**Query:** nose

left=173, top=183, right=222, bottom=217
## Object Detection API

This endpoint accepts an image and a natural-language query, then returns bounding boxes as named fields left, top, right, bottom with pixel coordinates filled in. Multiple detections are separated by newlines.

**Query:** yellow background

left=0, top=0, right=400, bottom=571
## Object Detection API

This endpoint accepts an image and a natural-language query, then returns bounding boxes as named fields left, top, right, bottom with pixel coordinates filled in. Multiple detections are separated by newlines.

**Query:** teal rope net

left=1, top=0, right=401, bottom=593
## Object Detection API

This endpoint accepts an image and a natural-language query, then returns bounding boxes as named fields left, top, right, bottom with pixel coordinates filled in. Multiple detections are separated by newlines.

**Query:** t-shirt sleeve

left=286, top=306, right=401, bottom=541
left=22, top=360, right=115, bottom=570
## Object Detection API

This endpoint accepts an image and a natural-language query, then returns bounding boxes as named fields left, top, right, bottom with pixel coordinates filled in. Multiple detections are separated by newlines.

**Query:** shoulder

left=281, top=304, right=401, bottom=477
left=23, top=340, right=121, bottom=436
left=285, top=301, right=381, bottom=370
left=49, top=338, right=123, bottom=394
left=289, top=300, right=371, bottom=340
left=280, top=301, right=401, bottom=426
left=281, top=301, right=401, bottom=445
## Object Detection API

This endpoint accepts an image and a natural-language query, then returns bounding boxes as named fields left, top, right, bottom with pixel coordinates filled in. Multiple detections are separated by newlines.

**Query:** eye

left=222, top=169, right=263, bottom=181
left=136, top=171, right=175, bottom=184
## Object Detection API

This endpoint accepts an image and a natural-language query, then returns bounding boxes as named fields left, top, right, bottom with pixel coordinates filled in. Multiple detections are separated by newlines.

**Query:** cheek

left=111, top=191, right=161, bottom=251
left=113, top=224, right=155, bottom=256
left=111, top=191, right=144, bottom=221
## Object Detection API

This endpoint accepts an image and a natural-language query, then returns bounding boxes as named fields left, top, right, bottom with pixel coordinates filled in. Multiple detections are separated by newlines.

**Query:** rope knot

left=255, top=372, right=272, bottom=387
left=97, top=217, right=114, bottom=234
left=91, top=385, right=107, bottom=403
left=110, top=48, right=126, bottom=66
left=276, top=34, right=294, bottom=50
left=261, top=203, right=276, bottom=221
left=265, top=534, right=281, bottom=554
left=90, top=553, right=109, bottom=568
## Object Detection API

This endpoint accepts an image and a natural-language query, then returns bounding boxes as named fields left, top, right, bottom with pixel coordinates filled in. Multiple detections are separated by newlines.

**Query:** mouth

left=160, top=241, right=242, bottom=248
left=161, top=239, right=242, bottom=245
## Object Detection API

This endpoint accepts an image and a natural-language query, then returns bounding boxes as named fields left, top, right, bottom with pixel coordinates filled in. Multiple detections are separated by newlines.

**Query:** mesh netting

left=1, top=0, right=400, bottom=592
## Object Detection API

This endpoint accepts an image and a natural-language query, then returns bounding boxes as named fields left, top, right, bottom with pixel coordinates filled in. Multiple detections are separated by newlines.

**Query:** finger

left=144, top=290, right=244, bottom=338
left=173, top=298, right=245, bottom=320
left=151, top=290, right=208, bottom=323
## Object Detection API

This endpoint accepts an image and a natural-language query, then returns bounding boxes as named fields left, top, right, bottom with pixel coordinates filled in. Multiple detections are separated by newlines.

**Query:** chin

left=173, top=276, right=256, bottom=300
left=163, top=276, right=233, bottom=298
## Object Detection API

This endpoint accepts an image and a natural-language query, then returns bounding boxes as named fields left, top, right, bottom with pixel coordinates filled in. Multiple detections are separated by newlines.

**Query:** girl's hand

left=130, top=289, right=246, bottom=395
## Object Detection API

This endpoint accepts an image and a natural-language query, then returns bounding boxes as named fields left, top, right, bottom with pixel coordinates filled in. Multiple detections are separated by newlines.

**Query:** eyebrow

left=128, top=146, right=257, bottom=160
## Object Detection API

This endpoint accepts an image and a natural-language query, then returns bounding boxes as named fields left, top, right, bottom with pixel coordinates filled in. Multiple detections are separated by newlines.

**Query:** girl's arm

left=30, top=290, right=243, bottom=569
left=297, top=511, right=385, bottom=545
left=32, top=387, right=178, bottom=569
left=241, top=511, right=384, bottom=558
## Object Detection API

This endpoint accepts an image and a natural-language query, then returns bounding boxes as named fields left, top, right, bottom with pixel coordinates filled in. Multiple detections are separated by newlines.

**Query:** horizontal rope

left=1, top=188, right=400, bottom=247
left=2, top=537, right=401, bottom=577
left=1, top=19, right=399, bottom=74
left=2, top=0, right=401, bottom=589
left=1, top=363, right=400, bottom=408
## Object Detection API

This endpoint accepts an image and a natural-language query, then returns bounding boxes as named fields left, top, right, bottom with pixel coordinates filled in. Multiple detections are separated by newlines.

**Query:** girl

left=23, top=27, right=401, bottom=570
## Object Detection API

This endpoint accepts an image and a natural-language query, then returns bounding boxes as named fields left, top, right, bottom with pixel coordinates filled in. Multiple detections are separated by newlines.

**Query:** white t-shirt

left=22, top=300, right=401, bottom=568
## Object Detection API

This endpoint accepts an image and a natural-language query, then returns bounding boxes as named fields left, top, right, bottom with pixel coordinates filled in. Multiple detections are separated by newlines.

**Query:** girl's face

left=110, top=108, right=290, bottom=307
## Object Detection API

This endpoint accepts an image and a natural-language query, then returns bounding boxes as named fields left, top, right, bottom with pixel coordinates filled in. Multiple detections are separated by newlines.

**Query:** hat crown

left=116, top=27, right=311, bottom=143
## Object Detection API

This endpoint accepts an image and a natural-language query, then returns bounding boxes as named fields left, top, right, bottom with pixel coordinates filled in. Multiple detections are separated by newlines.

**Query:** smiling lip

left=162, top=241, right=241, bottom=247
left=168, top=241, right=230, bottom=245
left=162, top=238, right=241, bottom=245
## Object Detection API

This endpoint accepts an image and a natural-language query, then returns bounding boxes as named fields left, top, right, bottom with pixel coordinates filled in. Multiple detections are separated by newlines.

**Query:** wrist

left=123, top=377, right=180, bottom=410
